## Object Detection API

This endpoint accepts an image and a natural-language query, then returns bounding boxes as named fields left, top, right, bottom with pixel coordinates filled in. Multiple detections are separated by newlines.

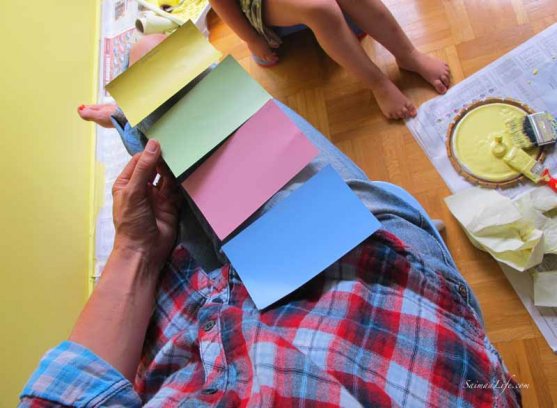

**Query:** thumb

left=129, top=139, right=161, bottom=190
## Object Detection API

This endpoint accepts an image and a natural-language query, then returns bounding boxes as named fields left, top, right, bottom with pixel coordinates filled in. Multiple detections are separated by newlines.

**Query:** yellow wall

left=0, top=1, right=99, bottom=405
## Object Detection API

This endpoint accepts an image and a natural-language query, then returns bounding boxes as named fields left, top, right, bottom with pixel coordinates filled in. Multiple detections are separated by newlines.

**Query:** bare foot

left=247, top=37, right=279, bottom=66
left=371, top=79, right=417, bottom=120
left=77, top=103, right=117, bottom=128
left=397, top=49, right=451, bottom=94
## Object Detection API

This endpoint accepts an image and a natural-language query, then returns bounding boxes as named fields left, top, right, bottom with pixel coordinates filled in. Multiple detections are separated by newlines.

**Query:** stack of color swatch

left=106, top=22, right=380, bottom=309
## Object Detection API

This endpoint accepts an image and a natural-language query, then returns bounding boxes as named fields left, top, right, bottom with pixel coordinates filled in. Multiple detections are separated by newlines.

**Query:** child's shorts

left=239, top=0, right=282, bottom=47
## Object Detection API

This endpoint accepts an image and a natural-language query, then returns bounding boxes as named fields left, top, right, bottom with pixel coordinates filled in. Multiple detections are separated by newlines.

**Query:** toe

left=407, top=104, right=417, bottom=117
left=78, top=106, right=92, bottom=121
left=434, top=80, right=447, bottom=94
left=266, top=54, right=279, bottom=64
left=440, top=75, right=448, bottom=87
left=441, top=74, right=450, bottom=87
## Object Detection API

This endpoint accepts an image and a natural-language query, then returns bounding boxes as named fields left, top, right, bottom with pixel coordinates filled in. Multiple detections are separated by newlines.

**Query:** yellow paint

left=0, top=1, right=99, bottom=405
left=106, top=20, right=221, bottom=126
left=453, top=103, right=539, bottom=182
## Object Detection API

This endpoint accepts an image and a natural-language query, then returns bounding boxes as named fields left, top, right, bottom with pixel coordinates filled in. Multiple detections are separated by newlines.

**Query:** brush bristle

left=506, top=117, right=537, bottom=148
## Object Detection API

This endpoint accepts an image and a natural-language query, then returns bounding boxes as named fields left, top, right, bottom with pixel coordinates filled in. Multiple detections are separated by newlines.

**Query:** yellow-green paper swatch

left=106, top=20, right=221, bottom=127
left=146, top=56, right=272, bottom=177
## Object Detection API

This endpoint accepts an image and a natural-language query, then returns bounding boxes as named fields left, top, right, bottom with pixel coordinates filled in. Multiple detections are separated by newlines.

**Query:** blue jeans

left=113, top=99, right=484, bottom=321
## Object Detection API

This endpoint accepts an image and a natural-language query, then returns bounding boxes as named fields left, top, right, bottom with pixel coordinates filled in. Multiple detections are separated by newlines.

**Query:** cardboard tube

left=136, top=0, right=184, bottom=25
left=136, top=13, right=179, bottom=34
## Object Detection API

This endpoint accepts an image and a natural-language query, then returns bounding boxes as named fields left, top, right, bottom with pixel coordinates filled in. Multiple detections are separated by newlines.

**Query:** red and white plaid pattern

left=21, top=231, right=521, bottom=407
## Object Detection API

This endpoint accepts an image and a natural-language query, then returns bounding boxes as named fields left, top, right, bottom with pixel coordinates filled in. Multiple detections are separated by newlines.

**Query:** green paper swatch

left=146, top=56, right=272, bottom=177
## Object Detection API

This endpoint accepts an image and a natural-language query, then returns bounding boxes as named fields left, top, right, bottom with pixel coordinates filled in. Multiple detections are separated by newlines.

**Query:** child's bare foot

left=397, top=49, right=451, bottom=94
left=247, top=37, right=279, bottom=66
left=77, top=103, right=117, bottom=128
left=371, top=79, right=417, bottom=120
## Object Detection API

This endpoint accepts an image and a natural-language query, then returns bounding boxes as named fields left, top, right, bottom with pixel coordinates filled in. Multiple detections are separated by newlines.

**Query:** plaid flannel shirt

left=20, top=230, right=521, bottom=407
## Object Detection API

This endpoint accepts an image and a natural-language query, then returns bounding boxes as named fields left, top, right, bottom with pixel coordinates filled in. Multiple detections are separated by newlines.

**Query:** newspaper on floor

left=406, top=23, right=557, bottom=353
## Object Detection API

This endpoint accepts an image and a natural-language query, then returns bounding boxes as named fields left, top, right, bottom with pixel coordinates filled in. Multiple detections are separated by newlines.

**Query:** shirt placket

left=196, top=265, right=231, bottom=400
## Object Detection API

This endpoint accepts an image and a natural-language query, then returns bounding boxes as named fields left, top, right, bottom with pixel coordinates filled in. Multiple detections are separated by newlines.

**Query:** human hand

left=247, top=36, right=279, bottom=64
left=112, top=140, right=182, bottom=272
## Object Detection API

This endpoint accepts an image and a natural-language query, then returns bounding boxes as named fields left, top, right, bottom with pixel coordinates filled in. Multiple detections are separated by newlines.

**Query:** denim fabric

left=110, top=116, right=145, bottom=156
left=20, top=341, right=142, bottom=407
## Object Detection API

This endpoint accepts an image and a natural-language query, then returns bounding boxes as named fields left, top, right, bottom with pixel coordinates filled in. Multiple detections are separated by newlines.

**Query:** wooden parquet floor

left=207, top=1, right=557, bottom=406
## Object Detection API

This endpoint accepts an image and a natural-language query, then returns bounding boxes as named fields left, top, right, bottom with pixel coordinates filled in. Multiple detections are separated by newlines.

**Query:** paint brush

left=506, top=112, right=557, bottom=148
left=492, top=134, right=544, bottom=183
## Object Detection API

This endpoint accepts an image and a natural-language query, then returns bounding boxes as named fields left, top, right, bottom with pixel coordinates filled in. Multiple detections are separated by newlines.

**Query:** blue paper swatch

left=222, top=165, right=381, bottom=309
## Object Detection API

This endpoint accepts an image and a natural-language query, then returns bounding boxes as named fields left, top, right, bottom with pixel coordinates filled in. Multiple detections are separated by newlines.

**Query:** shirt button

left=458, top=284, right=467, bottom=298
left=203, top=320, right=216, bottom=332
left=202, top=388, right=218, bottom=395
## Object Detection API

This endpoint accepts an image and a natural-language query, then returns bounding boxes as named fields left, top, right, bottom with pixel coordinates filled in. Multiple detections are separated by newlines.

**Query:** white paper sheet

left=445, top=188, right=545, bottom=271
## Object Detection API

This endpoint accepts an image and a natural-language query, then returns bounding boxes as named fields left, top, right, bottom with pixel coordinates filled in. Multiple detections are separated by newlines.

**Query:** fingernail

left=145, top=139, right=159, bottom=153
left=78, top=105, right=85, bottom=111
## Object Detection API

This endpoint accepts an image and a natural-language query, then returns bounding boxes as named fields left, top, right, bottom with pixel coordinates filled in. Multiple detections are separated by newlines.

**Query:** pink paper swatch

left=182, top=100, right=319, bottom=240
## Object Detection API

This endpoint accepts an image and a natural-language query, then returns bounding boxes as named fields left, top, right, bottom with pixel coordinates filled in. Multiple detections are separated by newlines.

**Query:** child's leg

left=335, top=0, right=450, bottom=94
left=210, top=0, right=279, bottom=64
left=264, top=0, right=416, bottom=120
